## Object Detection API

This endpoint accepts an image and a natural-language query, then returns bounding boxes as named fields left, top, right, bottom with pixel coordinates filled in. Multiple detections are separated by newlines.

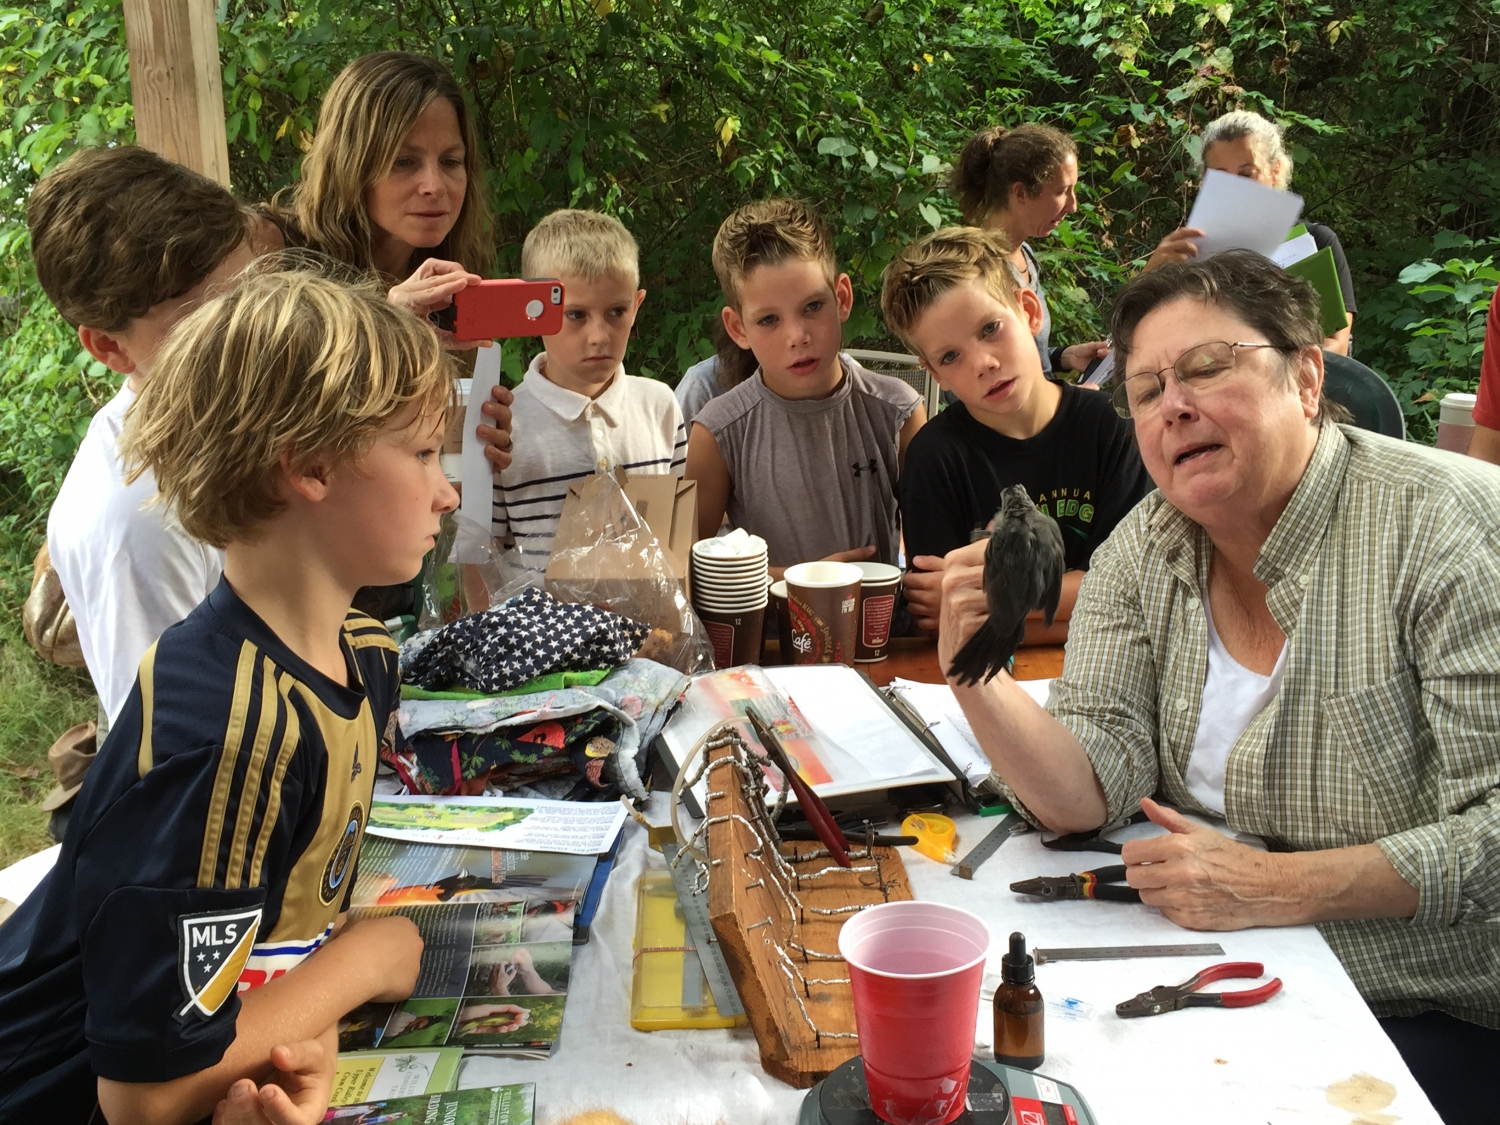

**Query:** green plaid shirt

left=1046, top=422, right=1500, bottom=1026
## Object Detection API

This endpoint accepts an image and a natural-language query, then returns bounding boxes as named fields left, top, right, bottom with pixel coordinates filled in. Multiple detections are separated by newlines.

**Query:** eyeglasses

left=1111, top=340, right=1293, bottom=419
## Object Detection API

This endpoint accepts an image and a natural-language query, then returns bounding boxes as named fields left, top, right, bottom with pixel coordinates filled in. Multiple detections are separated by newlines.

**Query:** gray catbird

left=946, top=484, right=1065, bottom=686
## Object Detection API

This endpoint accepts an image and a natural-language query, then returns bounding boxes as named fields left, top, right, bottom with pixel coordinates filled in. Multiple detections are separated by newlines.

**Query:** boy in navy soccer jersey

left=0, top=271, right=458, bottom=1125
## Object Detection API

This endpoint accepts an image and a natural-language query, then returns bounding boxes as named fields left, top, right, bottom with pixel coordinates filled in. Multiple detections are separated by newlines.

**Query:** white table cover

left=455, top=798, right=1441, bottom=1124
left=0, top=782, right=1441, bottom=1123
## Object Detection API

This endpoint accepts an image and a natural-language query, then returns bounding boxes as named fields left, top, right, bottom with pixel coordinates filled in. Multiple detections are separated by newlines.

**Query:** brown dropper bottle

left=994, top=931, right=1044, bottom=1069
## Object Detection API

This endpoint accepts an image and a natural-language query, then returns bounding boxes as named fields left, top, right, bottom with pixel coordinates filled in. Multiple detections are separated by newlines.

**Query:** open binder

left=652, top=664, right=1000, bottom=819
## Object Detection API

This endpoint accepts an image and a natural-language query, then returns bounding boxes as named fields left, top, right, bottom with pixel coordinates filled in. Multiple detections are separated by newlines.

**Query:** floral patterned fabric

left=388, top=658, right=687, bottom=801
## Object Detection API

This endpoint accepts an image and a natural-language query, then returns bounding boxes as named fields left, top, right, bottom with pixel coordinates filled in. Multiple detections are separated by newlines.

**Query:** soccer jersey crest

left=320, top=802, right=364, bottom=905
left=176, top=905, right=262, bottom=1020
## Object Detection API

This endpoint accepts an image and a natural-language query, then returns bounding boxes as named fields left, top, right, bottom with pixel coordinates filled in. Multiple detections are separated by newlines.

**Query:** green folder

left=1285, top=245, right=1348, bottom=338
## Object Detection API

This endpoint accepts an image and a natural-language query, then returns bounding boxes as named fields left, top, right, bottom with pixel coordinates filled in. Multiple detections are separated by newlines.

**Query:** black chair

left=1321, top=350, right=1406, bottom=440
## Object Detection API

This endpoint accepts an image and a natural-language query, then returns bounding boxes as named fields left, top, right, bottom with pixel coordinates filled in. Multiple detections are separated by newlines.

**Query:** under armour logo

left=851, top=459, right=878, bottom=478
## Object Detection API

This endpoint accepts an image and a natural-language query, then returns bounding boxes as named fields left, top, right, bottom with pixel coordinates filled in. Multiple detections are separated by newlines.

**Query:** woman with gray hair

left=1146, top=111, right=1356, bottom=354
left=934, top=250, right=1500, bottom=1122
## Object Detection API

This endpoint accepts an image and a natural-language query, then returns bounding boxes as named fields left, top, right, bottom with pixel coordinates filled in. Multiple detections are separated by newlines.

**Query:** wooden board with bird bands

left=699, top=733, right=913, bottom=1088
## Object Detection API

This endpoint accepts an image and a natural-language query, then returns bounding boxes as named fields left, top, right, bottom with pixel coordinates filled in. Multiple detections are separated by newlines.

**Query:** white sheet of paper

left=367, top=794, right=626, bottom=855
left=1185, top=169, right=1304, bottom=260
left=1270, top=230, right=1318, bottom=268
left=659, top=664, right=959, bottom=811
left=889, top=677, right=1053, bottom=785
left=454, top=346, right=501, bottom=562
left=1080, top=350, right=1113, bottom=388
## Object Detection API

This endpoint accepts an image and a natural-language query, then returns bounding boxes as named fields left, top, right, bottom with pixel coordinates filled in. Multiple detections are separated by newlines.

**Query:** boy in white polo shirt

left=495, top=209, right=686, bottom=572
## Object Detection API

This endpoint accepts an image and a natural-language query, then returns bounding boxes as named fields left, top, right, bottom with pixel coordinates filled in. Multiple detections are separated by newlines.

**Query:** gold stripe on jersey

left=343, top=614, right=398, bottom=653
left=198, top=641, right=259, bottom=889
left=344, top=632, right=399, bottom=653
left=248, top=672, right=302, bottom=889
left=224, top=655, right=281, bottom=890
left=136, top=642, right=159, bottom=778
left=266, top=681, right=377, bottom=944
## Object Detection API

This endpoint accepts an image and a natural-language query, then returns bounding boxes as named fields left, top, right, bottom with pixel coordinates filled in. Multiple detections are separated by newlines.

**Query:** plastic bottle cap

left=1440, top=392, right=1478, bottom=426
left=1001, top=930, right=1035, bottom=985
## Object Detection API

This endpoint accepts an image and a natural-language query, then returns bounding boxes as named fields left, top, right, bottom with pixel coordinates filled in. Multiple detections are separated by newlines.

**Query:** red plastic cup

left=838, top=901, right=990, bottom=1125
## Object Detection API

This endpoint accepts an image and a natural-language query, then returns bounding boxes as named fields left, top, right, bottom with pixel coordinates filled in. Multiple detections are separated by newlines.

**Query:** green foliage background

left=1, top=0, right=1499, bottom=591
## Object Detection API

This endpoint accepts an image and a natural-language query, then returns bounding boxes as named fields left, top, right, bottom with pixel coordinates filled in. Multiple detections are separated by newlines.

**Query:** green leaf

left=1398, top=261, right=1444, bottom=285
left=919, top=202, right=941, bottom=230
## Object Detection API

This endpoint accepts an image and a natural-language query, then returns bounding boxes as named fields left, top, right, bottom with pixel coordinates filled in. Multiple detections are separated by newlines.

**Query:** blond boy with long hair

left=495, top=209, right=686, bottom=571
left=0, top=272, right=456, bottom=1125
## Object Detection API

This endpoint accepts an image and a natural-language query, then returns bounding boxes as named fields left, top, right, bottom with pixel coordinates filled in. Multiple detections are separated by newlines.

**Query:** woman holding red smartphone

left=259, top=51, right=514, bottom=463
left=261, top=52, right=494, bottom=341
left=255, top=51, right=513, bottom=629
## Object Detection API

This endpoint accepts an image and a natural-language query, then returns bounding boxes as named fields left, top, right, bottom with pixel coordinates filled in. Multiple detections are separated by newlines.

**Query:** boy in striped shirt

left=495, top=210, right=686, bottom=572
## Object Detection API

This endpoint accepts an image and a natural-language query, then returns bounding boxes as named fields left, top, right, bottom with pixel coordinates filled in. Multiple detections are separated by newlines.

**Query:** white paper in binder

left=453, top=344, right=501, bottom=562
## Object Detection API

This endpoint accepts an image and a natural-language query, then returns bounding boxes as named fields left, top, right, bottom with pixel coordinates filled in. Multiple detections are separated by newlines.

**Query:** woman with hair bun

left=950, top=124, right=1109, bottom=377
left=1146, top=110, right=1356, bottom=354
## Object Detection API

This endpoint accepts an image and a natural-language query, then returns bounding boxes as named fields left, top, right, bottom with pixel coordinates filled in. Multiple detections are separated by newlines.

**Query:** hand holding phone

left=432, top=279, right=566, bottom=340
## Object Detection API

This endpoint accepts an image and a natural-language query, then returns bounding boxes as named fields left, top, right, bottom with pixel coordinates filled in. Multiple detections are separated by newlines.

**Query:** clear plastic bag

left=417, top=511, right=533, bottom=631
left=543, top=474, right=714, bottom=676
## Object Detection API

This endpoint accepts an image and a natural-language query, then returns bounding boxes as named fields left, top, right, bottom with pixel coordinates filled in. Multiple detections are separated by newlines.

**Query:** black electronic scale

left=798, top=1057, right=1099, bottom=1125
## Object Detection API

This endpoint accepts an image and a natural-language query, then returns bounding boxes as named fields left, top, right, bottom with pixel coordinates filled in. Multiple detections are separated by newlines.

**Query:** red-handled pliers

left=747, top=707, right=851, bottom=868
left=1115, top=962, right=1283, bottom=1018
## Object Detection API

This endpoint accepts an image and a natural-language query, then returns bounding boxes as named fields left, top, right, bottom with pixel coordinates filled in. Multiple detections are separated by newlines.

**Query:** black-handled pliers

left=1009, top=864, right=1142, bottom=903
left=1116, top=961, right=1283, bottom=1018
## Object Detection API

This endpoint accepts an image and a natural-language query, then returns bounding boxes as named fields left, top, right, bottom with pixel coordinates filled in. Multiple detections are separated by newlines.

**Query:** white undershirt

left=1185, top=597, right=1288, bottom=815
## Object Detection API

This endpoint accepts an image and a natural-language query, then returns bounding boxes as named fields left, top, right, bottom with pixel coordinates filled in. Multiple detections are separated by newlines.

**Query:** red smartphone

left=442, top=279, right=565, bottom=339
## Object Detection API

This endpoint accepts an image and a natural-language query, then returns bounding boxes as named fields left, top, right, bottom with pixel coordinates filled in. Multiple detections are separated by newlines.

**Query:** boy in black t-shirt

left=882, top=227, right=1150, bottom=640
left=0, top=272, right=457, bottom=1125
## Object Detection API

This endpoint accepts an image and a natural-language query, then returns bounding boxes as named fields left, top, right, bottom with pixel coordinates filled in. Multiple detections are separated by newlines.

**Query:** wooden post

left=121, top=0, right=231, bottom=188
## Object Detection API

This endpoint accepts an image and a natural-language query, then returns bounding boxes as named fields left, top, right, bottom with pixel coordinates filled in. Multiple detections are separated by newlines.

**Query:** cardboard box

left=544, top=474, right=698, bottom=630
left=617, top=474, right=697, bottom=590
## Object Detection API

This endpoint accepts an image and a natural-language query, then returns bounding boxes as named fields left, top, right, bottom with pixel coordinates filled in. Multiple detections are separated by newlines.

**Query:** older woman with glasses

left=935, top=250, right=1500, bottom=1121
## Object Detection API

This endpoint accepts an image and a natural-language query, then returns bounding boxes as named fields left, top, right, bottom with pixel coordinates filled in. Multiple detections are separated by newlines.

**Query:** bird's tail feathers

left=947, top=620, right=1016, bottom=687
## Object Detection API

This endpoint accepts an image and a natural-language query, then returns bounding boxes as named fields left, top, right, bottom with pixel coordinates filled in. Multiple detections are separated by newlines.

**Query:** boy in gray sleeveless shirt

left=686, top=200, right=925, bottom=574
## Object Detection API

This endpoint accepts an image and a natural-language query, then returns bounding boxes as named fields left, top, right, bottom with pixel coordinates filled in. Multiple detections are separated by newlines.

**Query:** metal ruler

left=1034, top=942, right=1225, bottom=965
left=951, top=810, right=1025, bottom=879
left=661, top=841, right=745, bottom=1017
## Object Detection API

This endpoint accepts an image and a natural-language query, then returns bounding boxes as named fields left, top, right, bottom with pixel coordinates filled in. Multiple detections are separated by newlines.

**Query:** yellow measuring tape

left=901, top=813, right=959, bottom=865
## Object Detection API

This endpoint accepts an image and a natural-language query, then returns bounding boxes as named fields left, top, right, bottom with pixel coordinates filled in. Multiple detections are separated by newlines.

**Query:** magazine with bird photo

left=337, top=835, right=594, bottom=1058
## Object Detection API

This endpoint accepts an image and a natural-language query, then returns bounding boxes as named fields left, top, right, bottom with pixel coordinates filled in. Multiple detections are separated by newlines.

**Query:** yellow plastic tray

left=630, top=871, right=745, bottom=1030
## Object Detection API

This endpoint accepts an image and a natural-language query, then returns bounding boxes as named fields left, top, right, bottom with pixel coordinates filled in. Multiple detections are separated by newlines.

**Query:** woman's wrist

left=1267, top=844, right=1418, bottom=926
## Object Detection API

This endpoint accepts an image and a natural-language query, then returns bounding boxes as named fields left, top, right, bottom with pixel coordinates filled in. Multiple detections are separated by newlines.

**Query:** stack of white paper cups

left=690, top=530, right=769, bottom=668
